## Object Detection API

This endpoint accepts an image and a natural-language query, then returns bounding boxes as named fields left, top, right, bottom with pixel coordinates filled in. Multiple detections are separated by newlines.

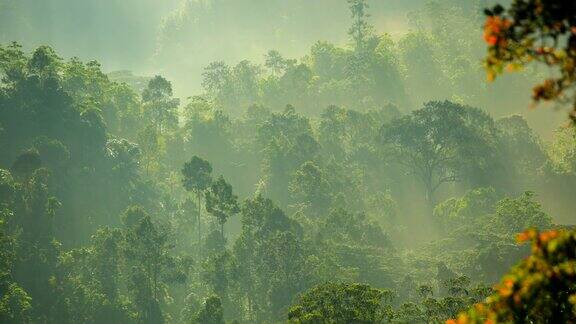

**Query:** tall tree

left=380, top=101, right=497, bottom=211
left=9, top=166, right=62, bottom=322
left=264, top=50, right=288, bottom=76
left=181, top=156, right=213, bottom=255
left=289, top=161, right=332, bottom=216
left=347, top=0, right=373, bottom=52
left=192, top=296, right=224, bottom=324
left=232, top=195, right=307, bottom=322
left=0, top=170, right=31, bottom=323
left=122, top=206, right=183, bottom=324
left=202, top=61, right=233, bottom=108
left=142, top=75, right=179, bottom=134
left=205, top=176, right=239, bottom=241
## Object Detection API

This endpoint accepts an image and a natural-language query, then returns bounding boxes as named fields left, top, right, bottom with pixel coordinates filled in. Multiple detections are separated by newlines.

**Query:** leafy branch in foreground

left=483, top=1, right=576, bottom=120
left=450, top=228, right=576, bottom=323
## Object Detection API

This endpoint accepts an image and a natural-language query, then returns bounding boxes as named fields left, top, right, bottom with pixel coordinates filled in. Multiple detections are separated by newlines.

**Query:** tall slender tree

left=181, top=156, right=213, bottom=255
left=347, top=0, right=373, bottom=53
left=142, top=75, right=179, bottom=134
left=122, top=206, right=181, bottom=324
left=205, top=176, right=239, bottom=241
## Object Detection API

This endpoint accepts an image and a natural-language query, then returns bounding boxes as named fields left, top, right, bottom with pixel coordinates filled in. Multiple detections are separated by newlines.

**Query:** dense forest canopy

left=0, top=0, right=575, bottom=323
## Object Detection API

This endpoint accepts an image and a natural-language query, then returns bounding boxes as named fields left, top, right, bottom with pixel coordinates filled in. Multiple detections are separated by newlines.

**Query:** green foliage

left=493, top=191, right=552, bottom=236
left=11, top=149, right=42, bottom=181
left=287, top=275, right=492, bottom=323
left=347, top=0, right=374, bottom=52
left=0, top=205, right=32, bottom=323
left=548, top=126, right=576, bottom=174
left=289, top=161, right=332, bottom=215
left=182, top=156, right=213, bottom=194
left=0, top=2, right=574, bottom=323
left=205, top=176, right=240, bottom=239
left=452, top=229, right=576, bottom=323
left=192, top=296, right=224, bottom=324
left=380, top=101, right=498, bottom=208
left=496, top=115, right=546, bottom=177
left=181, top=156, right=213, bottom=255
left=0, top=283, right=32, bottom=323
left=320, top=208, right=390, bottom=249
left=194, top=8, right=407, bottom=113
left=288, top=282, right=392, bottom=323
left=433, top=187, right=500, bottom=231
left=142, top=76, right=179, bottom=134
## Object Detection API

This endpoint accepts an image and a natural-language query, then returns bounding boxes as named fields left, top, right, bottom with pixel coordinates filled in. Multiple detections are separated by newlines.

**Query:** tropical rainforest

left=0, top=0, right=575, bottom=323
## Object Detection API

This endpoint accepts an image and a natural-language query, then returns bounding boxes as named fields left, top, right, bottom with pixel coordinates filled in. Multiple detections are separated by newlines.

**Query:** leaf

left=487, top=71, right=496, bottom=82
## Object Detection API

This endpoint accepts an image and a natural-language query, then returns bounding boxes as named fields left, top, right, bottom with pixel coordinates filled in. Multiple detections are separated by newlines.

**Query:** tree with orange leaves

left=483, top=1, right=576, bottom=121
left=479, top=3, right=576, bottom=319
left=448, top=228, right=576, bottom=323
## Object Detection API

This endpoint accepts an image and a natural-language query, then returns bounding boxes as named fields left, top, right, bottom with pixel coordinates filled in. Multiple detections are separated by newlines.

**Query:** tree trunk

left=221, top=221, right=225, bottom=243
left=197, top=192, right=202, bottom=257
left=424, top=178, right=435, bottom=217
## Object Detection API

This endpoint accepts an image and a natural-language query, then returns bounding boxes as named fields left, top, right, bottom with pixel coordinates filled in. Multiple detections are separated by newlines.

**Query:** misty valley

left=0, top=0, right=575, bottom=323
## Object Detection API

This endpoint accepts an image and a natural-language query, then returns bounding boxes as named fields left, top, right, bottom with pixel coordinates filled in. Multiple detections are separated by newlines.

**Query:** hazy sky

left=0, top=1, right=435, bottom=85
left=0, top=0, right=180, bottom=70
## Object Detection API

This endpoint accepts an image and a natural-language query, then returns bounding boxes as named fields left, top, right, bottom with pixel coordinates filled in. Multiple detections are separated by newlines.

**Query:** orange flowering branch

left=483, top=2, right=576, bottom=121
left=447, top=228, right=576, bottom=323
